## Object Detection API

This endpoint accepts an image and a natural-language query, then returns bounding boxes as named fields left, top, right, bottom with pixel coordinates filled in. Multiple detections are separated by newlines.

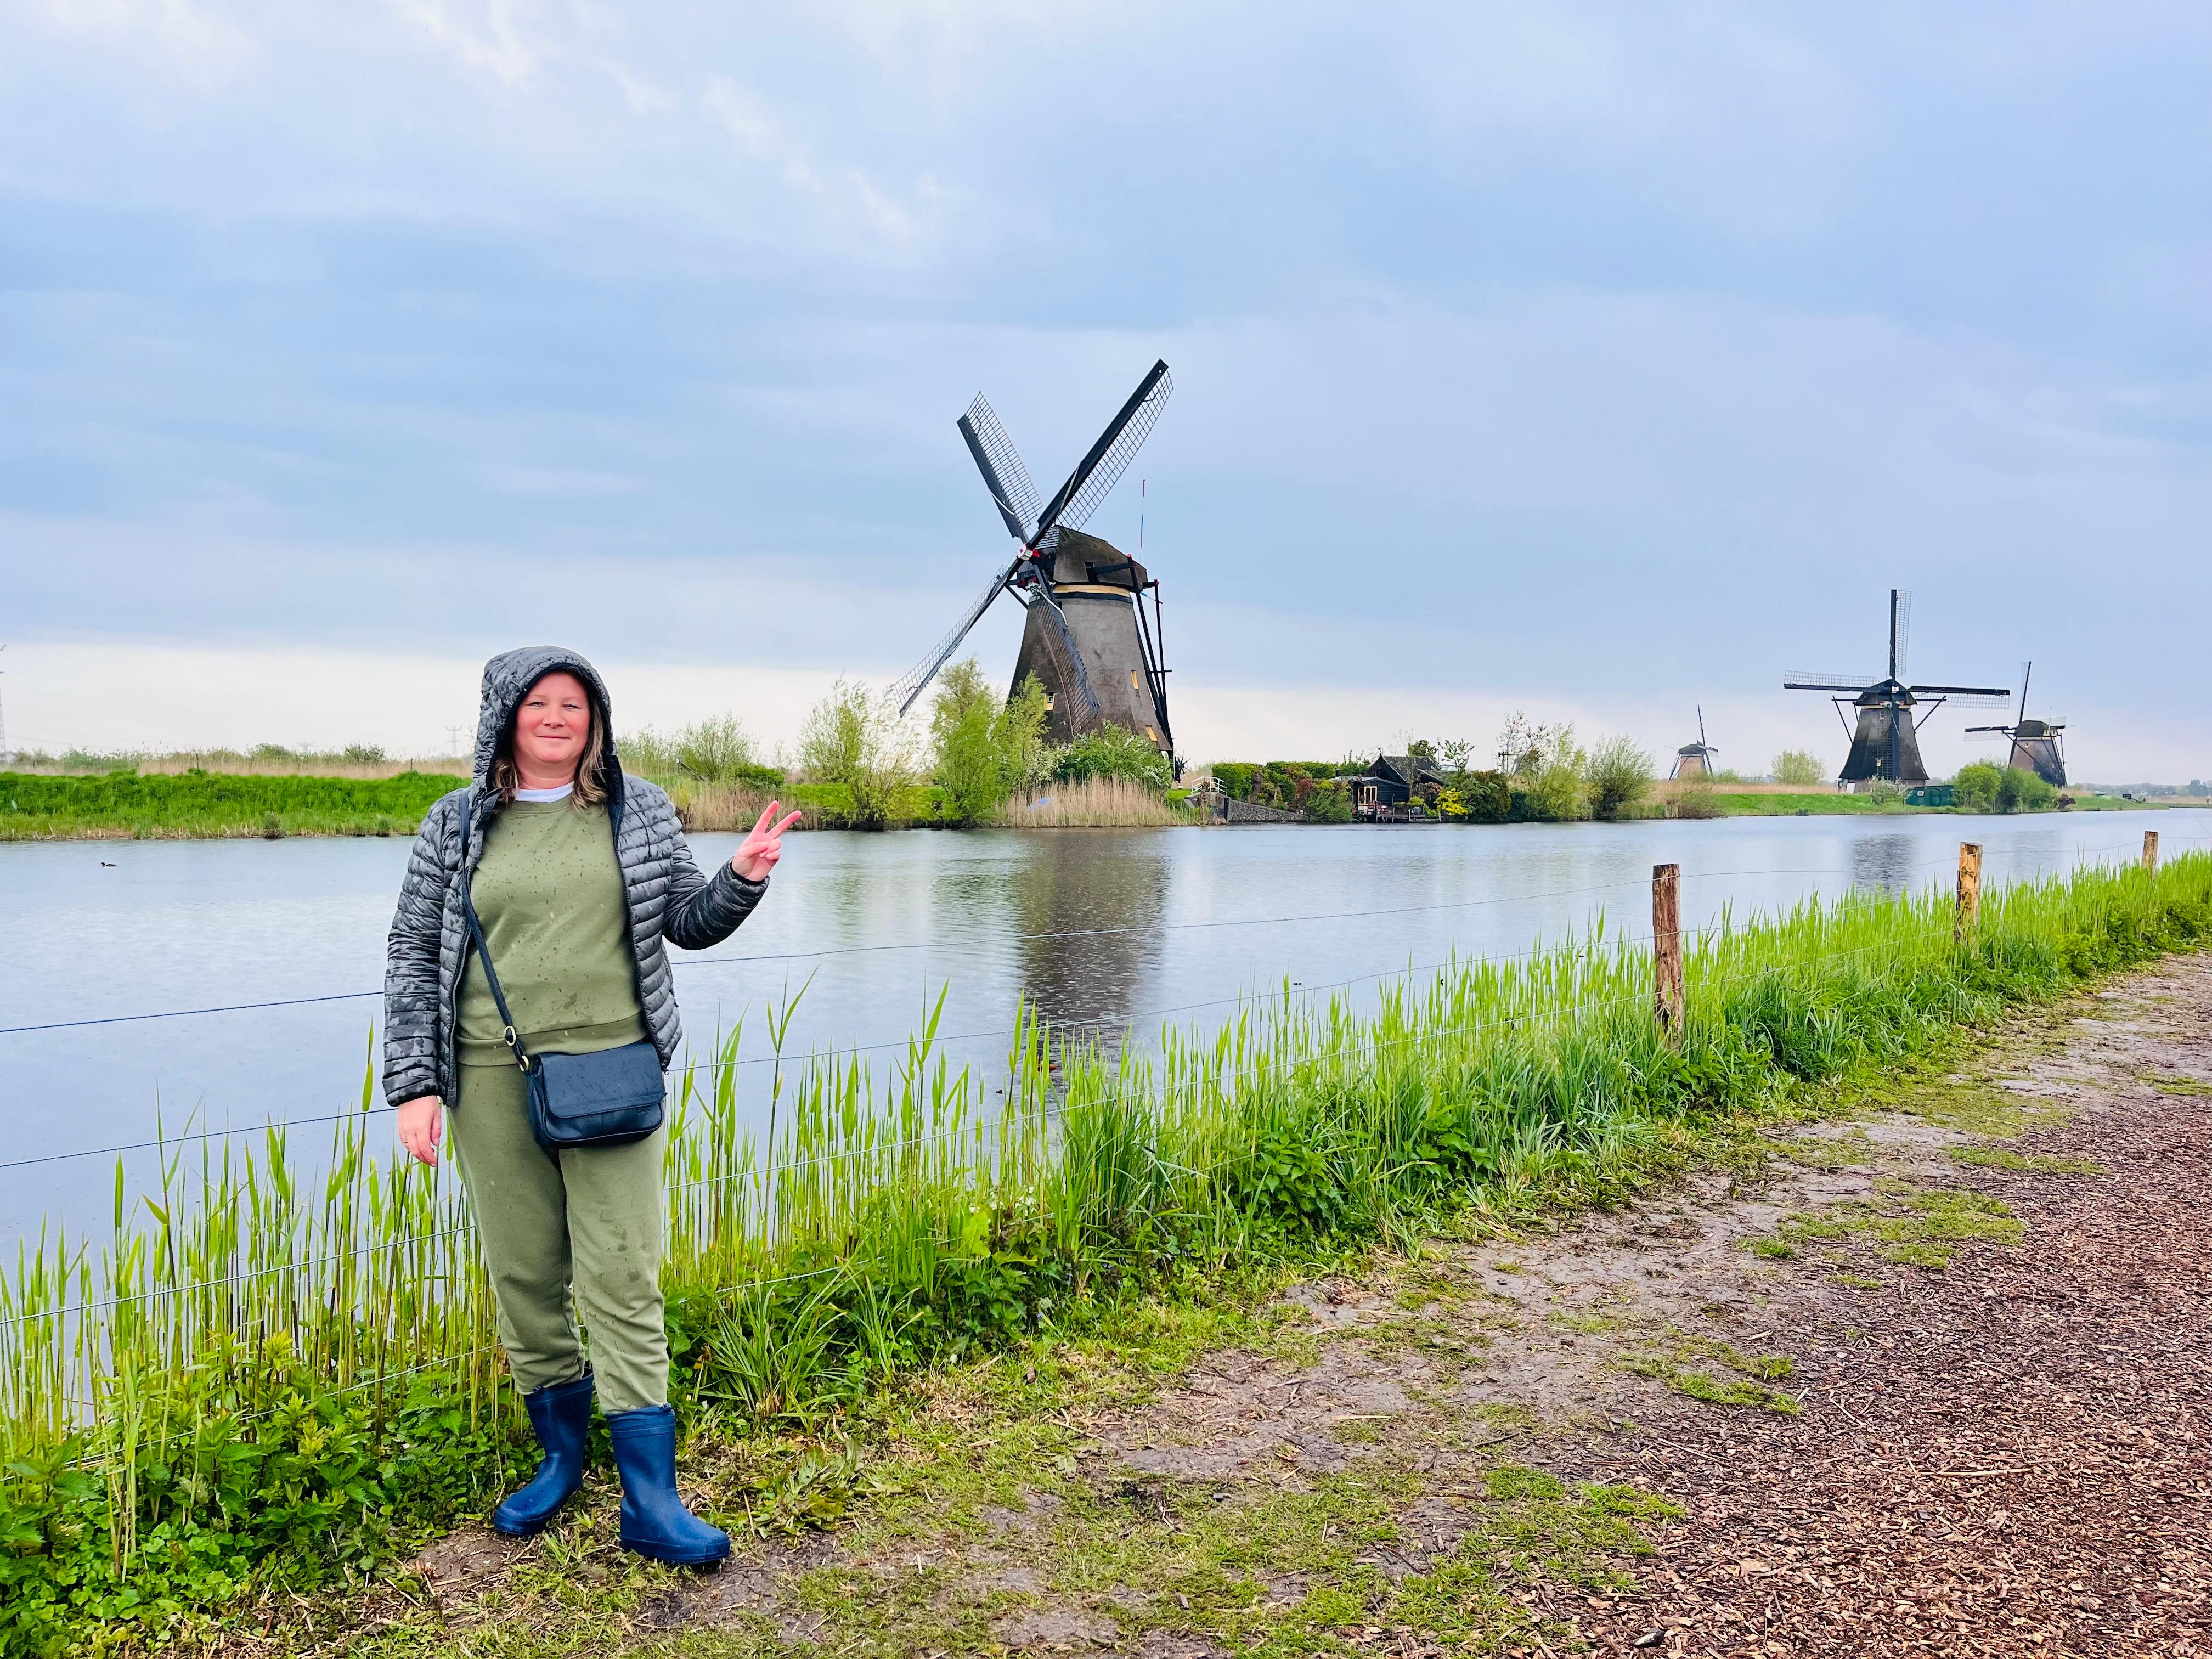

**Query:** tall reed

left=2, top=854, right=2208, bottom=1652
left=992, top=776, right=1197, bottom=828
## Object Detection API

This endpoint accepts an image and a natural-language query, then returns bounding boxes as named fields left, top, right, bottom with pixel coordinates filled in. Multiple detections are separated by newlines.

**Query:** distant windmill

left=1966, top=662, right=2068, bottom=787
left=1784, top=590, right=2011, bottom=786
left=1671, top=706, right=1719, bottom=780
left=893, top=360, right=1177, bottom=760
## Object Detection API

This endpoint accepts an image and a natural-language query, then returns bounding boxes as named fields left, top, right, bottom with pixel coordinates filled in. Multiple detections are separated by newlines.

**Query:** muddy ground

left=388, top=955, right=2212, bottom=1659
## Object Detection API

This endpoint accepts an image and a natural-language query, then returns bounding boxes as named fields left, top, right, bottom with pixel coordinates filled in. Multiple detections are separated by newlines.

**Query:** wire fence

left=0, top=926, right=1940, bottom=1337
left=5, top=833, right=2194, bottom=1181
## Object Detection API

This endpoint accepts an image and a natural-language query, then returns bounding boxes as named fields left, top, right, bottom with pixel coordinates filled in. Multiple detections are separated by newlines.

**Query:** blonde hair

left=493, top=681, right=612, bottom=808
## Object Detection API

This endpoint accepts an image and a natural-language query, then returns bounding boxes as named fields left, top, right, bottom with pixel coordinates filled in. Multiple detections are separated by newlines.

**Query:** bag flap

left=533, top=1042, right=665, bottom=1121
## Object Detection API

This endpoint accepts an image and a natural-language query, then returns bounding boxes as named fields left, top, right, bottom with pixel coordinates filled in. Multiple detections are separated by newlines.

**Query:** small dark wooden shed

left=1348, top=754, right=1446, bottom=819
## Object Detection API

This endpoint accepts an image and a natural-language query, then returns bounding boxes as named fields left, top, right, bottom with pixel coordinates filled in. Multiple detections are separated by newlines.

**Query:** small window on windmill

left=1131, top=669, right=1141, bottom=690
left=1145, top=726, right=1158, bottom=742
left=1044, top=693, right=1054, bottom=711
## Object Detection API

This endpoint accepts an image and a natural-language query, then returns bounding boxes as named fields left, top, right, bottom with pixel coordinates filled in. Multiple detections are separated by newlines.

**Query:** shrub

left=341, top=743, right=387, bottom=764
left=798, top=680, right=915, bottom=829
left=1773, top=749, right=1824, bottom=786
left=1449, top=770, right=1511, bottom=823
left=1052, top=724, right=1172, bottom=792
left=675, top=714, right=781, bottom=787
left=1671, top=779, right=1721, bottom=819
left=1212, top=762, right=1259, bottom=801
left=1585, top=735, right=1655, bottom=821
left=1953, top=761, right=2003, bottom=813
left=1997, top=765, right=2057, bottom=813
left=1305, top=780, right=1354, bottom=822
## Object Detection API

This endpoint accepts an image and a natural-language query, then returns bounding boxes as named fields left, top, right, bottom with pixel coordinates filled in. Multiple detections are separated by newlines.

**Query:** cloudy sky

left=3, top=1, right=2207, bottom=780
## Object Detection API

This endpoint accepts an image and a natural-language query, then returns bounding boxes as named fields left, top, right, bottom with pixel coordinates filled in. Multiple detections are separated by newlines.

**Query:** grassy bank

left=0, top=770, right=466, bottom=841
left=2, top=854, right=2209, bottom=1653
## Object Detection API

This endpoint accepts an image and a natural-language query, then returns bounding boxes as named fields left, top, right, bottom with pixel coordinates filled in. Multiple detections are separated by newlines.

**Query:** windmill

left=1966, top=662, right=2067, bottom=787
left=1783, top=590, right=2011, bottom=786
left=1671, top=706, right=1719, bottom=779
left=893, top=360, right=1177, bottom=760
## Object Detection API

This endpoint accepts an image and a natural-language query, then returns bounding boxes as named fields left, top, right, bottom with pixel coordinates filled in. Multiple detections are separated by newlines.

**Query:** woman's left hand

left=732, top=800, right=803, bottom=882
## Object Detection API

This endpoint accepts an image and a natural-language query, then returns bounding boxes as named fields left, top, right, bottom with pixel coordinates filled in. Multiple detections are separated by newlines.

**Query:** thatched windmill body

left=1671, top=706, right=1719, bottom=779
left=894, top=361, right=1176, bottom=759
left=1967, top=662, right=2068, bottom=787
left=1784, top=590, right=2010, bottom=785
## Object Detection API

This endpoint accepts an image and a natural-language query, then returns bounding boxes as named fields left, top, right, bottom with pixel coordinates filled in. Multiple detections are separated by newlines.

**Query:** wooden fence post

left=1652, top=862, right=1683, bottom=1046
left=1955, top=842, right=1982, bottom=943
left=2143, top=830, right=2160, bottom=873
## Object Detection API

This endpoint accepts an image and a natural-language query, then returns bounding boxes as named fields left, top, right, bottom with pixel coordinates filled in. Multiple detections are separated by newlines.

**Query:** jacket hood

left=474, top=646, right=620, bottom=789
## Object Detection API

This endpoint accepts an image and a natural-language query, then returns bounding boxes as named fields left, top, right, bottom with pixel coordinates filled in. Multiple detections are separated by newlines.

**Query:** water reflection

left=1007, top=830, right=1173, bottom=1044
left=1848, top=832, right=1922, bottom=894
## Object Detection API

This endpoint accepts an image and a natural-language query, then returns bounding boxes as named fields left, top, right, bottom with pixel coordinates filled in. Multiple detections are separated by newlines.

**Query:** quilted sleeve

left=645, top=785, right=769, bottom=951
left=382, top=795, right=458, bottom=1105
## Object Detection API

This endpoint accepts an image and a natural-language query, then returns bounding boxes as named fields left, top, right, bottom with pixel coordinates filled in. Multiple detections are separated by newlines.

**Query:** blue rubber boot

left=608, top=1404, right=730, bottom=1567
left=490, top=1372, right=594, bottom=1537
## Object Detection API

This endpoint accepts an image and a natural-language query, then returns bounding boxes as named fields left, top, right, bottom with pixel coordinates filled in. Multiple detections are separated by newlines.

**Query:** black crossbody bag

left=460, top=786, right=665, bottom=1154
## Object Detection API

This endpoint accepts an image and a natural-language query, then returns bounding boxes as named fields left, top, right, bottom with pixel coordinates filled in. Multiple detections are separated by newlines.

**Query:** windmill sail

left=893, top=554, right=1023, bottom=714
left=1032, top=360, right=1172, bottom=539
left=958, top=394, right=1042, bottom=544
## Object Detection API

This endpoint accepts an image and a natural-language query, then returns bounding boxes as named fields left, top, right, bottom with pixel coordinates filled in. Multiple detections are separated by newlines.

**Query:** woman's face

left=512, top=672, right=593, bottom=781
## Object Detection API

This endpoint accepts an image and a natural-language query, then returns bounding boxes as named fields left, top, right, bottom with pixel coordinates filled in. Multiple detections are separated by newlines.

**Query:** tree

left=1584, top=735, right=1655, bottom=821
left=1527, top=728, right=1588, bottom=821
left=1772, top=749, right=1824, bottom=787
left=930, top=664, right=1053, bottom=823
left=799, top=679, right=913, bottom=828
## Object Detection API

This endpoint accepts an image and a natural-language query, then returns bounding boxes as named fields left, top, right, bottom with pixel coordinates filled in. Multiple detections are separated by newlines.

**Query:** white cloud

left=701, top=75, right=923, bottom=246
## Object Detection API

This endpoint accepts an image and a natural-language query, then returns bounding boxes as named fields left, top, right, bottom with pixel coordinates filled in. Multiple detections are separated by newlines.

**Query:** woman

left=384, top=646, right=798, bottom=1566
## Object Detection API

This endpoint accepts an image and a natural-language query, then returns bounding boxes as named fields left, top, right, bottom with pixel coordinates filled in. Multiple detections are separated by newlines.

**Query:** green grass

left=2, top=851, right=2209, bottom=1654
left=0, top=769, right=462, bottom=840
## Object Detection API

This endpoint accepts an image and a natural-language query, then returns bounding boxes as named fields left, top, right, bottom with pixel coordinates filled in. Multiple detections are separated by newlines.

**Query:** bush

left=1997, top=765, right=2057, bottom=813
left=675, top=714, right=780, bottom=787
left=1052, top=724, right=1172, bottom=792
left=1670, top=779, right=1721, bottom=819
left=1953, top=761, right=2003, bottom=813
left=1446, top=770, right=1511, bottom=823
left=1212, top=762, right=1258, bottom=801
left=1584, top=735, right=1655, bottom=821
left=798, top=680, right=915, bottom=829
left=1305, top=780, right=1354, bottom=822
left=1773, top=749, right=1824, bottom=787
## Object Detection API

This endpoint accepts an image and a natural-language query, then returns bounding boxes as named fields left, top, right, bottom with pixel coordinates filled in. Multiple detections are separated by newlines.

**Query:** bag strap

left=459, top=785, right=533, bottom=1075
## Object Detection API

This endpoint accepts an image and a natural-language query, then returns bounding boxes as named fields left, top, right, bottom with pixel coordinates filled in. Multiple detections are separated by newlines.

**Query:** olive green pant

left=451, top=1062, right=669, bottom=1413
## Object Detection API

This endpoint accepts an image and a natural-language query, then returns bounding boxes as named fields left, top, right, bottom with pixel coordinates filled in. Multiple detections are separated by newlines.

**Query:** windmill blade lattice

left=1033, top=359, right=1172, bottom=539
left=1782, top=670, right=1883, bottom=692
left=958, top=394, right=1042, bottom=544
left=893, top=555, right=1022, bottom=715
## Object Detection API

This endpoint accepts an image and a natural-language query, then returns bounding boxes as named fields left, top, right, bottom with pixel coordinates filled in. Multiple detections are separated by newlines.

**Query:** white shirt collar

left=513, top=783, right=575, bottom=803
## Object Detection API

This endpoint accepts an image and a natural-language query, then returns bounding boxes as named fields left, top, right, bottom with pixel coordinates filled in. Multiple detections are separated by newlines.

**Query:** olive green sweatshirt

left=457, top=799, right=648, bottom=1068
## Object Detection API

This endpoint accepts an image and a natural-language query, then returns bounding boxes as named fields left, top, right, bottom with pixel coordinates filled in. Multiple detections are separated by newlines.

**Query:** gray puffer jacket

left=382, top=645, right=768, bottom=1109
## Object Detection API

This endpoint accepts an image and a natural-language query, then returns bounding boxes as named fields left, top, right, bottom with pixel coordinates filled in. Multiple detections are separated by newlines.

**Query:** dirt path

left=383, top=956, right=2212, bottom=1659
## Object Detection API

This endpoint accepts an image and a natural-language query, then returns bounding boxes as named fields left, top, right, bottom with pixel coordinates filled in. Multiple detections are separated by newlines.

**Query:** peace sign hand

left=732, top=800, right=803, bottom=882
